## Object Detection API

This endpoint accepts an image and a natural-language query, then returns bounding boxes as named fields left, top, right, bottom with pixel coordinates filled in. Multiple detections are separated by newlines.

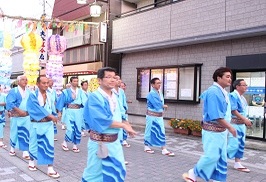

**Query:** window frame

left=136, top=63, right=202, bottom=104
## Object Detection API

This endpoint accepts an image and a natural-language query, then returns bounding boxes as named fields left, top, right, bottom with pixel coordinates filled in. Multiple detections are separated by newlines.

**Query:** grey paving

left=1, top=120, right=266, bottom=182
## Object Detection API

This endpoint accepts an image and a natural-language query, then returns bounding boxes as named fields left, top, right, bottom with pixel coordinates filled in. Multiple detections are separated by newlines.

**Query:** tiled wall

left=113, top=0, right=266, bottom=50
left=121, top=35, right=266, bottom=121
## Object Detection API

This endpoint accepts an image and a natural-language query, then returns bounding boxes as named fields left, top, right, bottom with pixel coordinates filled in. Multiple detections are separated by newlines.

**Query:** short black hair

left=150, top=77, right=160, bottom=84
left=97, top=67, right=116, bottom=79
left=37, top=76, right=47, bottom=83
left=81, top=80, right=88, bottom=86
left=70, top=76, right=78, bottom=82
left=212, top=67, right=232, bottom=82
left=233, top=79, right=245, bottom=89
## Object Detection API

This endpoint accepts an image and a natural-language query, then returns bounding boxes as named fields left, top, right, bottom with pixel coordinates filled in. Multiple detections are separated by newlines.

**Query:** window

left=136, top=64, right=202, bottom=103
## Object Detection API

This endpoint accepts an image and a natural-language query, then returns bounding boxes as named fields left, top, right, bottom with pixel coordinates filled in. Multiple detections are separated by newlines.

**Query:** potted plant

left=189, top=120, right=202, bottom=137
left=169, top=118, right=191, bottom=135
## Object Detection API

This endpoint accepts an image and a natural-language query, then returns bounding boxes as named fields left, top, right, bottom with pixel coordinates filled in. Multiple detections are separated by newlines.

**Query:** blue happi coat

left=27, top=89, right=56, bottom=165
left=82, top=88, right=126, bottom=182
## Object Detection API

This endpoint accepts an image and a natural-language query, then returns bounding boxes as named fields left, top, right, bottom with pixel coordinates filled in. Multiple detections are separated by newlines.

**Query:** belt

left=31, top=117, right=50, bottom=122
left=202, top=122, right=226, bottom=132
left=67, top=104, right=81, bottom=109
left=89, top=130, right=118, bottom=143
left=231, top=118, right=245, bottom=124
left=10, top=110, right=29, bottom=117
left=146, top=110, right=163, bottom=117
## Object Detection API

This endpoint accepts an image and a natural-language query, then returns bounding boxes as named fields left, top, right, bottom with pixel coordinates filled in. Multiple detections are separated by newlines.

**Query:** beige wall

left=113, top=0, right=266, bottom=50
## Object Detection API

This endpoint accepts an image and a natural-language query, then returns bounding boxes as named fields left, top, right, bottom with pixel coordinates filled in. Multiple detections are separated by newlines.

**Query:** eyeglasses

left=103, top=76, right=117, bottom=80
left=239, top=85, right=248, bottom=87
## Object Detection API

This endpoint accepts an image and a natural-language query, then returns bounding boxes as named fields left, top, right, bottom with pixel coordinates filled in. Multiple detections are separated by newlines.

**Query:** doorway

left=235, top=72, right=265, bottom=139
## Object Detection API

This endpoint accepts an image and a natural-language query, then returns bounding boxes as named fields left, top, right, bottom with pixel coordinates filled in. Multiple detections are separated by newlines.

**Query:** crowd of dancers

left=0, top=66, right=252, bottom=182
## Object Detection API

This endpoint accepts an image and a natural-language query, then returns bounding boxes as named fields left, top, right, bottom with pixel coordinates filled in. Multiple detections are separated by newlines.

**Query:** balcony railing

left=117, top=0, right=184, bottom=18
left=63, top=44, right=104, bottom=65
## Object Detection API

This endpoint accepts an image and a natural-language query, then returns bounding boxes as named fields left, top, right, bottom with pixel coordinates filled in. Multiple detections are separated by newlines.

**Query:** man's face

left=48, top=79, right=54, bottom=87
left=152, top=79, right=161, bottom=91
left=71, top=78, right=79, bottom=87
left=115, top=75, right=121, bottom=87
left=236, top=81, right=248, bottom=94
left=37, top=77, right=49, bottom=92
left=18, top=76, right=28, bottom=88
left=217, top=72, right=232, bottom=88
left=82, top=82, right=88, bottom=91
left=98, top=71, right=116, bottom=90
left=120, top=83, right=126, bottom=91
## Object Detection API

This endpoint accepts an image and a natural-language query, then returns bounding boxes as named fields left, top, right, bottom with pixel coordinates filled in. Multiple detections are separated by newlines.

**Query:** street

left=1, top=121, right=266, bottom=182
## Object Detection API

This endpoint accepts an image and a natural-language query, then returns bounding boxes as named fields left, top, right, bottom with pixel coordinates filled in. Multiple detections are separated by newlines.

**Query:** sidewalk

left=129, top=115, right=266, bottom=151
left=0, top=116, right=266, bottom=182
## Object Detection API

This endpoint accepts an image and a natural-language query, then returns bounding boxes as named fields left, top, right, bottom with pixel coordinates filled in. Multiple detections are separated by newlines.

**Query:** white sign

left=99, top=22, right=107, bottom=43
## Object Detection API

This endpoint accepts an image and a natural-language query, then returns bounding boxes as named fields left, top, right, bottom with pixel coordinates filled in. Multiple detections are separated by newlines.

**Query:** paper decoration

left=88, top=78, right=99, bottom=92
left=21, top=32, right=43, bottom=86
left=46, top=34, right=67, bottom=95
left=0, top=31, right=14, bottom=92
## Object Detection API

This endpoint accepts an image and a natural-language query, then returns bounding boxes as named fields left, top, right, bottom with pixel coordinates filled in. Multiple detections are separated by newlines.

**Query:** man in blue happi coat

left=0, top=86, right=7, bottom=148
left=56, top=76, right=87, bottom=152
left=227, top=79, right=252, bottom=173
left=26, top=76, right=60, bottom=178
left=82, top=67, right=136, bottom=182
left=47, top=78, right=58, bottom=141
left=144, top=77, right=174, bottom=156
left=81, top=80, right=90, bottom=136
left=182, top=67, right=237, bottom=182
left=113, top=75, right=130, bottom=148
left=6, top=75, right=31, bottom=159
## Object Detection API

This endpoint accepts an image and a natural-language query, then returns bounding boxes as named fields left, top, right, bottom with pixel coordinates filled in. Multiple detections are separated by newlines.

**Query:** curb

left=131, top=123, right=266, bottom=151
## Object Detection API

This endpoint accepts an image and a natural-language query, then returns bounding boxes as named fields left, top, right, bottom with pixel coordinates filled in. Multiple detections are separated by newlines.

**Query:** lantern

left=21, top=32, right=43, bottom=86
left=90, top=1, right=102, bottom=17
left=77, top=0, right=87, bottom=4
left=46, top=34, right=67, bottom=94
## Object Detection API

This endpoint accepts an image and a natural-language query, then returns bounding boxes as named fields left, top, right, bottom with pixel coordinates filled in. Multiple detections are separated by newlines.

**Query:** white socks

left=29, top=160, right=35, bottom=167
left=62, top=141, right=67, bottom=147
left=144, top=146, right=151, bottom=151
left=188, top=169, right=196, bottom=181
left=234, top=162, right=244, bottom=169
left=47, top=166, right=55, bottom=173
left=73, top=144, right=77, bottom=149
left=10, top=147, right=15, bottom=152
left=23, top=151, right=29, bottom=157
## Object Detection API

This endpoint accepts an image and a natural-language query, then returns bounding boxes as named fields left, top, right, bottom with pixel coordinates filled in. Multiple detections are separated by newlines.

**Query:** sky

left=0, top=0, right=55, bottom=18
left=0, top=0, right=55, bottom=46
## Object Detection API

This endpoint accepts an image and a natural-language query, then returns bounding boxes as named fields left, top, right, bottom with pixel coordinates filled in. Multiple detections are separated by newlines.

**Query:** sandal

left=234, top=167, right=250, bottom=173
left=28, top=165, right=37, bottom=171
left=48, top=172, right=60, bottom=179
left=0, top=144, right=7, bottom=148
left=162, top=151, right=175, bottom=157
left=144, top=149, right=155, bottom=154
left=23, top=155, right=30, bottom=160
left=122, top=143, right=131, bottom=148
left=182, top=173, right=197, bottom=182
left=72, top=148, right=80, bottom=153
left=9, top=151, right=16, bottom=156
left=61, top=144, right=69, bottom=151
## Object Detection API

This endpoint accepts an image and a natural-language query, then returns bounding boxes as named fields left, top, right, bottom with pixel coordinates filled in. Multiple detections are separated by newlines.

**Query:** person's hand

left=57, top=112, right=62, bottom=121
left=228, top=126, right=237, bottom=137
left=163, top=105, right=168, bottom=111
left=123, top=124, right=137, bottom=137
left=7, top=111, right=11, bottom=118
left=50, top=115, right=58, bottom=124
left=244, top=118, right=252, bottom=127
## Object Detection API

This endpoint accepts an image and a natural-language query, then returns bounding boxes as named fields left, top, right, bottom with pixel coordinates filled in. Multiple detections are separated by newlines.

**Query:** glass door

left=235, top=72, right=265, bottom=139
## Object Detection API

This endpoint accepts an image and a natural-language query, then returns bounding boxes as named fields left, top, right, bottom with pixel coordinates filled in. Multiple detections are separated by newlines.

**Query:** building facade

left=112, top=0, right=266, bottom=140
left=43, top=0, right=123, bottom=85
